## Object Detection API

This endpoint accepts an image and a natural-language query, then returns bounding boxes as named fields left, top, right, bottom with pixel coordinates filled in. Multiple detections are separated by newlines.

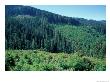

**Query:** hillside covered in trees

left=5, top=5, right=106, bottom=71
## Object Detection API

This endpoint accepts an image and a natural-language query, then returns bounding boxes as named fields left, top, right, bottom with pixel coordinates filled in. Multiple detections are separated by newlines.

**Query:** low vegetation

left=5, top=50, right=106, bottom=71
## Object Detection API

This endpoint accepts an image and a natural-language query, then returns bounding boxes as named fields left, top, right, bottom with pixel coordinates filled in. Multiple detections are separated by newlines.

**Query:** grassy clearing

left=5, top=50, right=106, bottom=71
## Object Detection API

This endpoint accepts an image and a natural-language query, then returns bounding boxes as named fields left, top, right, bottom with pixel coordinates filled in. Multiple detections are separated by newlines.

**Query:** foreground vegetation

left=5, top=50, right=106, bottom=71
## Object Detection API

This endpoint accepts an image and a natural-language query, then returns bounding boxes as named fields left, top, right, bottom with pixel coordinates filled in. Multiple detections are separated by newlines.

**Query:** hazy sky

left=30, top=5, right=106, bottom=20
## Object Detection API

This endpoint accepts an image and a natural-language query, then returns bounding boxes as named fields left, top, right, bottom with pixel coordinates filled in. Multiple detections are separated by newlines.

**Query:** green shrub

left=5, top=54, right=15, bottom=71
left=60, top=62, right=70, bottom=70
left=43, top=64, right=56, bottom=71
left=74, top=57, right=94, bottom=71
left=94, top=64, right=106, bottom=71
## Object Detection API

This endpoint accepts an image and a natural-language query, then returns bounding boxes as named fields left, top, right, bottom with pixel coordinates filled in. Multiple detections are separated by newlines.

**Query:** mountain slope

left=5, top=5, right=80, bottom=26
left=6, top=5, right=106, bottom=34
left=5, top=5, right=106, bottom=58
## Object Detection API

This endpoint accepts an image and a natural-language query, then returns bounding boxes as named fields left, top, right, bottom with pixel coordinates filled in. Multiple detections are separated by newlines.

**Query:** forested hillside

left=5, top=5, right=106, bottom=71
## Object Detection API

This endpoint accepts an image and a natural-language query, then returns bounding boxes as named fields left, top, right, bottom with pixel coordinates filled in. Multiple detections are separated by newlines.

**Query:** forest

left=5, top=5, right=106, bottom=71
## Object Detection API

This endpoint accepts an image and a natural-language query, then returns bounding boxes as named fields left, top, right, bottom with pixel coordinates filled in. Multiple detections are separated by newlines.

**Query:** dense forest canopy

left=5, top=5, right=106, bottom=58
